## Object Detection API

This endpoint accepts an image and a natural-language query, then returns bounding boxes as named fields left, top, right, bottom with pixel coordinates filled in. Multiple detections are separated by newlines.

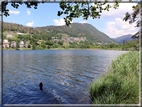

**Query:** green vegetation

left=101, top=40, right=138, bottom=51
left=3, top=22, right=115, bottom=44
left=89, top=51, right=139, bottom=104
left=2, top=22, right=139, bottom=51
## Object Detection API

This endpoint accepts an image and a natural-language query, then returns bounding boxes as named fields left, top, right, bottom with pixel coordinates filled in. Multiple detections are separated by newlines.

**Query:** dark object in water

left=39, top=82, right=43, bottom=90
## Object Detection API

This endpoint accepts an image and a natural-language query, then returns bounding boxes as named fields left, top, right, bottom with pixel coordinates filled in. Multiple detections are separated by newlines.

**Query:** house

left=97, top=42, right=102, bottom=45
left=19, top=40, right=24, bottom=48
left=36, top=42, right=40, bottom=45
left=6, top=34, right=12, bottom=38
left=11, top=41, right=16, bottom=47
left=25, top=41, right=30, bottom=48
left=3, top=39, right=9, bottom=48
left=17, top=33, right=26, bottom=35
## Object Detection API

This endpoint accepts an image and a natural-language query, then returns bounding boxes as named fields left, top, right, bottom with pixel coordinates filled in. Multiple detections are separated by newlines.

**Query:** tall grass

left=89, top=51, right=139, bottom=104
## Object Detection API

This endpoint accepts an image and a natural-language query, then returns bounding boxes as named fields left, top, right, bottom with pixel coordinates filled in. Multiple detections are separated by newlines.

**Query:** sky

left=3, top=2, right=139, bottom=38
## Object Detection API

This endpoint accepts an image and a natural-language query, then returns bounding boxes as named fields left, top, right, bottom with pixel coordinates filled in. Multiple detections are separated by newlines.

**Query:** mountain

left=3, top=22, right=116, bottom=43
left=111, top=34, right=136, bottom=43
left=34, top=23, right=115, bottom=43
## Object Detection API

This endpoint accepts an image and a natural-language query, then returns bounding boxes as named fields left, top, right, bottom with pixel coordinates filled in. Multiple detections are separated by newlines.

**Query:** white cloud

left=101, top=3, right=137, bottom=19
left=26, top=21, right=34, bottom=27
left=9, top=10, right=20, bottom=14
left=27, top=11, right=30, bottom=15
left=79, top=20, right=87, bottom=24
left=53, top=18, right=65, bottom=26
left=53, top=18, right=73, bottom=26
left=104, top=18, right=139, bottom=38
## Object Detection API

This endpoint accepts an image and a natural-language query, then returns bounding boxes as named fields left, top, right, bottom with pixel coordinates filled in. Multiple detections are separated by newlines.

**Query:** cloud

left=92, top=3, right=137, bottom=19
left=9, top=10, right=20, bottom=14
left=27, top=11, right=30, bottom=15
left=26, top=21, right=34, bottom=27
left=79, top=20, right=87, bottom=24
left=53, top=18, right=73, bottom=26
left=104, top=18, right=139, bottom=38
left=101, top=3, right=137, bottom=19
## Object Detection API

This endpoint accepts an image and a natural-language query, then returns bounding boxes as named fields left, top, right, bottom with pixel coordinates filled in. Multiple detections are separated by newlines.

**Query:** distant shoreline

left=2, top=48, right=129, bottom=51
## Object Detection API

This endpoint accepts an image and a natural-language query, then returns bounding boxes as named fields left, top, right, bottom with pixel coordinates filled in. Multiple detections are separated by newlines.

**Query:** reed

left=89, top=51, right=139, bottom=104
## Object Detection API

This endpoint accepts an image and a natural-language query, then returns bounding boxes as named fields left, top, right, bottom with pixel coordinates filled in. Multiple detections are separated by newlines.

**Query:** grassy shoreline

left=89, top=51, right=139, bottom=104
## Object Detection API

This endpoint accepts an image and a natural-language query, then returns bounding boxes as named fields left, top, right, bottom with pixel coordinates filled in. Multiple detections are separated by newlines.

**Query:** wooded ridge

left=2, top=21, right=115, bottom=44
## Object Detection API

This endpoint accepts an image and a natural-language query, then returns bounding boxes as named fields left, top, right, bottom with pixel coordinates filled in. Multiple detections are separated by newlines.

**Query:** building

left=36, top=42, right=40, bottom=45
left=6, top=34, right=12, bottom=38
left=25, top=41, right=30, bottom=48
left=8, top=28, right=11, bottom=31
left=17, top=33, right=26, bottom=35
left=11, top=41, right=16, bottom=47
left=19, top=40, right=24, bottom=48
left=3, top=39, right=9, bottom=48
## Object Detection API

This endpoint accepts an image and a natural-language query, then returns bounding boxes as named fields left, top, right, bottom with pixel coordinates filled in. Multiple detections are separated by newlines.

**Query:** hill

left=111, top=34, right=136, bottom=43
left=34, top=23, right=115, bottom=43
left=3, top=22, right=115, bottom=43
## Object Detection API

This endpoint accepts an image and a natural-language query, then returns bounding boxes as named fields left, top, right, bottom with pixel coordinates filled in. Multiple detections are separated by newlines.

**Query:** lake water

left=2, top=50, right=127, bottom=104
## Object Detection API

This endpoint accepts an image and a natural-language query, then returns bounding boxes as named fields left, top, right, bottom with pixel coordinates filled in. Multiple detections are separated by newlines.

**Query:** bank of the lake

left=3, top=47, right=131, bottom=51
left=89, top=51, right=139, bottom=104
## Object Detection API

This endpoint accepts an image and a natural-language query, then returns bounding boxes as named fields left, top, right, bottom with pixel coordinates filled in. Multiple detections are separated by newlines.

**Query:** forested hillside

left=3, top=22, right=115, bottom=44
left=112, top=34, right=136, bottom=43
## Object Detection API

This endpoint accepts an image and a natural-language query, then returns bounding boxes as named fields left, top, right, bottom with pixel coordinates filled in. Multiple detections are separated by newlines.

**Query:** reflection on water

left=3, top=50, right=127, bottom=104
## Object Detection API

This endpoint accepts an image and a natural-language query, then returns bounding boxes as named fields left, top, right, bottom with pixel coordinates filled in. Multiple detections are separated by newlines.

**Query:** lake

left=2, top=50, right=127, bottom=104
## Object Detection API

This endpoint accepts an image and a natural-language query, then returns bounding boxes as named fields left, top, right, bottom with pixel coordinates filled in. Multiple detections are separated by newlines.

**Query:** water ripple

left=3, top=50, right=127, bottom=104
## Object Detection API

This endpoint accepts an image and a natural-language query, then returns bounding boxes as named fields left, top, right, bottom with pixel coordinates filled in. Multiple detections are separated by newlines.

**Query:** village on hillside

left=1, top=33, right=88, bottom=49
left=1, top=32, right=110, bottom=49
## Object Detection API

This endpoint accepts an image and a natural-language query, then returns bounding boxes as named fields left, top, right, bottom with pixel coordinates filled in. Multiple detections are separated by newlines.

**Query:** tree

left=16, top=41, right=19, bottom=49
left=41, top=41, right=46, bottom=48
left=9, top=42, right=11, bottom=48
left=1, top=1, right=40, bottom=17
left=110, top=43, right=116, bottom=48
left=123, top=1, right=142, bottom=39
left=45, top=41, right=54, bottom=46
left=2, top=1, right=119, bottom=26
left=58, top=41, right=63, bottom=45
left=32, top=44, right=36, bottom=50
left=48, top=37, right=52, bottom=41
left=28, top=44, right=31, bottom=48
left=47, top=45, right=50, bottom=49
left=12, top=44, right=15, bottom=49
left=42, top=44, right=46, bottom=48
left=2, top=1, right=140, bottom=39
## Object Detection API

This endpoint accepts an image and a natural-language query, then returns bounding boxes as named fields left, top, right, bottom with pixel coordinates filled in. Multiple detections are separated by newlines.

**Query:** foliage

left=32, top=44, right=36, bottom=50
left=58, top=1, right=120, bottom=26
left=28, top=44, right=31, bottom=48
left=47, top=45, right=50, bottom=49
left=3, top=22, right=41, bottom=35
left=2, top=1, right=120, bottom=26
left=89, top=51, right=139, bottom=104
left=2, top=1, right=139, bottom=41
left=41, top=41, right=46, bottom=48
left=16, top=41, right=19, bottom=49
left=58, top=40, right=63, bottom=45
left=2, top=1, right=40, bottom=17
left=45, top=41, right=54, bottom=46
left=123, top=1, right=142, bottom=38
left=36, top=45, right=44, bottom=50
left=3, top=22, right=115, bottom=44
